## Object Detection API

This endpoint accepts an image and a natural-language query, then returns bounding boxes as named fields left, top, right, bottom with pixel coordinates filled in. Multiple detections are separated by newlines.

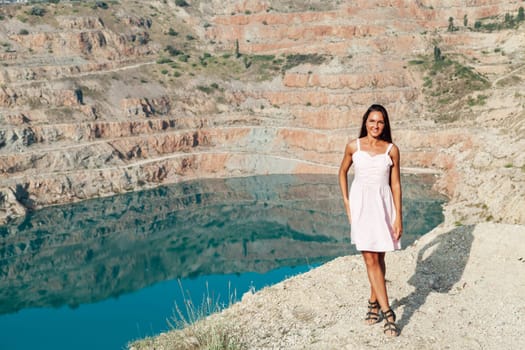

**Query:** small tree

left=518, top=7, right=524, bottom=22
left=74, top=88, right=84, bottom=105
left=235, top=39, right=241, bottom=58
left=463, top=14, right=468, bottom=27
left=434, top=46, right=442, bottom=61
left=447, top=17, right=455, bottom=32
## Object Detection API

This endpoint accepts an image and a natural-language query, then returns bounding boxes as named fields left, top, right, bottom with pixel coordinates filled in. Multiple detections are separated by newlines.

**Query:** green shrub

left=19, top=29, right=29, bottom=35
left=504, top=13, right=514, bottom=25
left=467, top=94, right=487, bottom=106
left=282, top=54, right=327, bottom=71
left=165, top=45, right=182, bottom=56
left=175, top=0, right=189, bottom=7
left=473, top=8, right=524, bottom=32
left=197, top=85, right=213, bottom=94
left=29, top=7, right=46, bottom=16
left=252, top=54, right=275, bottom=62
left=136, top=33, right=150, bottom=45
left=93, top=1, right=109, bottom=9
left=243, top=55, right=251, bottom=68
left=157, top=57, right=173, bottom=64
left=168, top=27, right=178, bottom=36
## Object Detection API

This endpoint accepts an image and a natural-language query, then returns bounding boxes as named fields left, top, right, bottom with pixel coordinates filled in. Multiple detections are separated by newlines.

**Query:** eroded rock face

left=0, top=188, right=26, bottom=223
left=0, top=0, right=523, bottom=225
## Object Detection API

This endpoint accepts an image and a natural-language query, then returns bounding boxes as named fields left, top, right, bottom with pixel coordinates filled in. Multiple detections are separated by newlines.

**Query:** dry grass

left=128, top=281, right=244, bottom=350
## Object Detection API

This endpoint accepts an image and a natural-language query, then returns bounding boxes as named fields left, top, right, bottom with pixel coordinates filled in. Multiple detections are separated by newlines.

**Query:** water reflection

left=0, top=174, right=446, bottom=316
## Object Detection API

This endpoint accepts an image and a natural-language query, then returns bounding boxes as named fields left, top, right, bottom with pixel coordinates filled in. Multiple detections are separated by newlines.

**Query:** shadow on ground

left=393, top=225, right=475, bottom=330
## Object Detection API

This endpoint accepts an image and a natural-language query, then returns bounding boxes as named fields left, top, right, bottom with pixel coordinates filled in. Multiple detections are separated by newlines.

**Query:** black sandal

left=365, top=300, right=382, bottom=325
left=382, top=309, right=400, bottom=336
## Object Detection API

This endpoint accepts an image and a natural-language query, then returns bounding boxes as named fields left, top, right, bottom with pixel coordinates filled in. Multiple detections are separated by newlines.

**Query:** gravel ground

left=131, top=223, right=525, bottom=349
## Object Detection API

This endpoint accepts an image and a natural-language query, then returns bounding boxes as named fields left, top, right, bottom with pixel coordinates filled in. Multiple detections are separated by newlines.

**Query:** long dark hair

left=358, top=104, right=393, bottom=143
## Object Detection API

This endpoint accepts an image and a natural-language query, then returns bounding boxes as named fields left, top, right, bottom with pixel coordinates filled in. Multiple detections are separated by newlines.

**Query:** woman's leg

left=362, top=251, right=399, bottom=336
left=362, top=251, right=389, bottom=310
left=379, top=252, right=386, bottom=277
left=368, top=252, right=386, bottom=302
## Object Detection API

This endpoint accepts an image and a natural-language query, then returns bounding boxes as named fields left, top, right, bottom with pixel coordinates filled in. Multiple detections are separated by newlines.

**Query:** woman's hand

left=393, top=218, right=403, bottom=241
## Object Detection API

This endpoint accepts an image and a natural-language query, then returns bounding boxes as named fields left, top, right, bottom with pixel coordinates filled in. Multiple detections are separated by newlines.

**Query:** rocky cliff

left=0, top=0, right=523, bottom=225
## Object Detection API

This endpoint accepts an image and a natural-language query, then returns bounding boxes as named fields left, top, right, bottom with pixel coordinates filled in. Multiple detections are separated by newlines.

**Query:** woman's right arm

left=338, top=142, right=354, bottom=224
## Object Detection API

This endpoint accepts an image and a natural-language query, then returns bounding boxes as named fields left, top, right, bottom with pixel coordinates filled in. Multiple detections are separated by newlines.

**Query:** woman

left=338, top=104, right=402, bottom=337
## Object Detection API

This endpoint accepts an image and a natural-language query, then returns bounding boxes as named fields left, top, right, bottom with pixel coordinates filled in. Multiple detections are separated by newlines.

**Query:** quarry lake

left=0, top=174, right=446, bottom=350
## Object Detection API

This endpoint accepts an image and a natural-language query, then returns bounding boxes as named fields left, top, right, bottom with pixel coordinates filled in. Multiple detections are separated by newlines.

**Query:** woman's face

left=366, top=111, right=385, bottom=138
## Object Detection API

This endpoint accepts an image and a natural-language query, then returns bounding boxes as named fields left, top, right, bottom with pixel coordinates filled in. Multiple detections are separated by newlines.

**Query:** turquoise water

left=0, top=174, right=446, bottom=350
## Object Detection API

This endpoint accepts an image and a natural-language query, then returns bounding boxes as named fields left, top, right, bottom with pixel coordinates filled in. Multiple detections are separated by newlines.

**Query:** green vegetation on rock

left=473, top=7, right=525, bottom=31
left=409, top=47, right=490, bottom=122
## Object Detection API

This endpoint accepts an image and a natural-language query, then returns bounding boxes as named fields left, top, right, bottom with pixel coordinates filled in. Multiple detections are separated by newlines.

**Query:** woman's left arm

left=390, top=144, right=403, bottom=240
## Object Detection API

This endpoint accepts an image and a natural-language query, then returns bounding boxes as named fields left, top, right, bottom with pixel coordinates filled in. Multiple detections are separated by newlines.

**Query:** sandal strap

left=382, top=309, right=400, bottom=336
left=383, top=321, right=400, bottom=335
left=365, top=300, right=382, bottom=324
left=382, top=308, right=396, bottom=322
left=368, top=300, right=379, bottom=308
left=365, top=311, right=380, bottom=320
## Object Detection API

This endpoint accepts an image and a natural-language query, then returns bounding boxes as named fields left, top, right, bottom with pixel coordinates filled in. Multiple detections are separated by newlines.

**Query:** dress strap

left=357, top=138, right=361, bottom=151
left=386, top=143, right=393, bottom=154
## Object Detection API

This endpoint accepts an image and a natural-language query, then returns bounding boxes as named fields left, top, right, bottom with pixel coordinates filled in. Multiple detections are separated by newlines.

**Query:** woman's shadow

left=392, top=225, right=475, bottom=330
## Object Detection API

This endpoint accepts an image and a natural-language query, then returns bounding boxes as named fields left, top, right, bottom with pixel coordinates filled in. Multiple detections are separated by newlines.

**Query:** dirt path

left=492, top=63, right=525, bottom=87
left=9, top=60, right=156, bottom=87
